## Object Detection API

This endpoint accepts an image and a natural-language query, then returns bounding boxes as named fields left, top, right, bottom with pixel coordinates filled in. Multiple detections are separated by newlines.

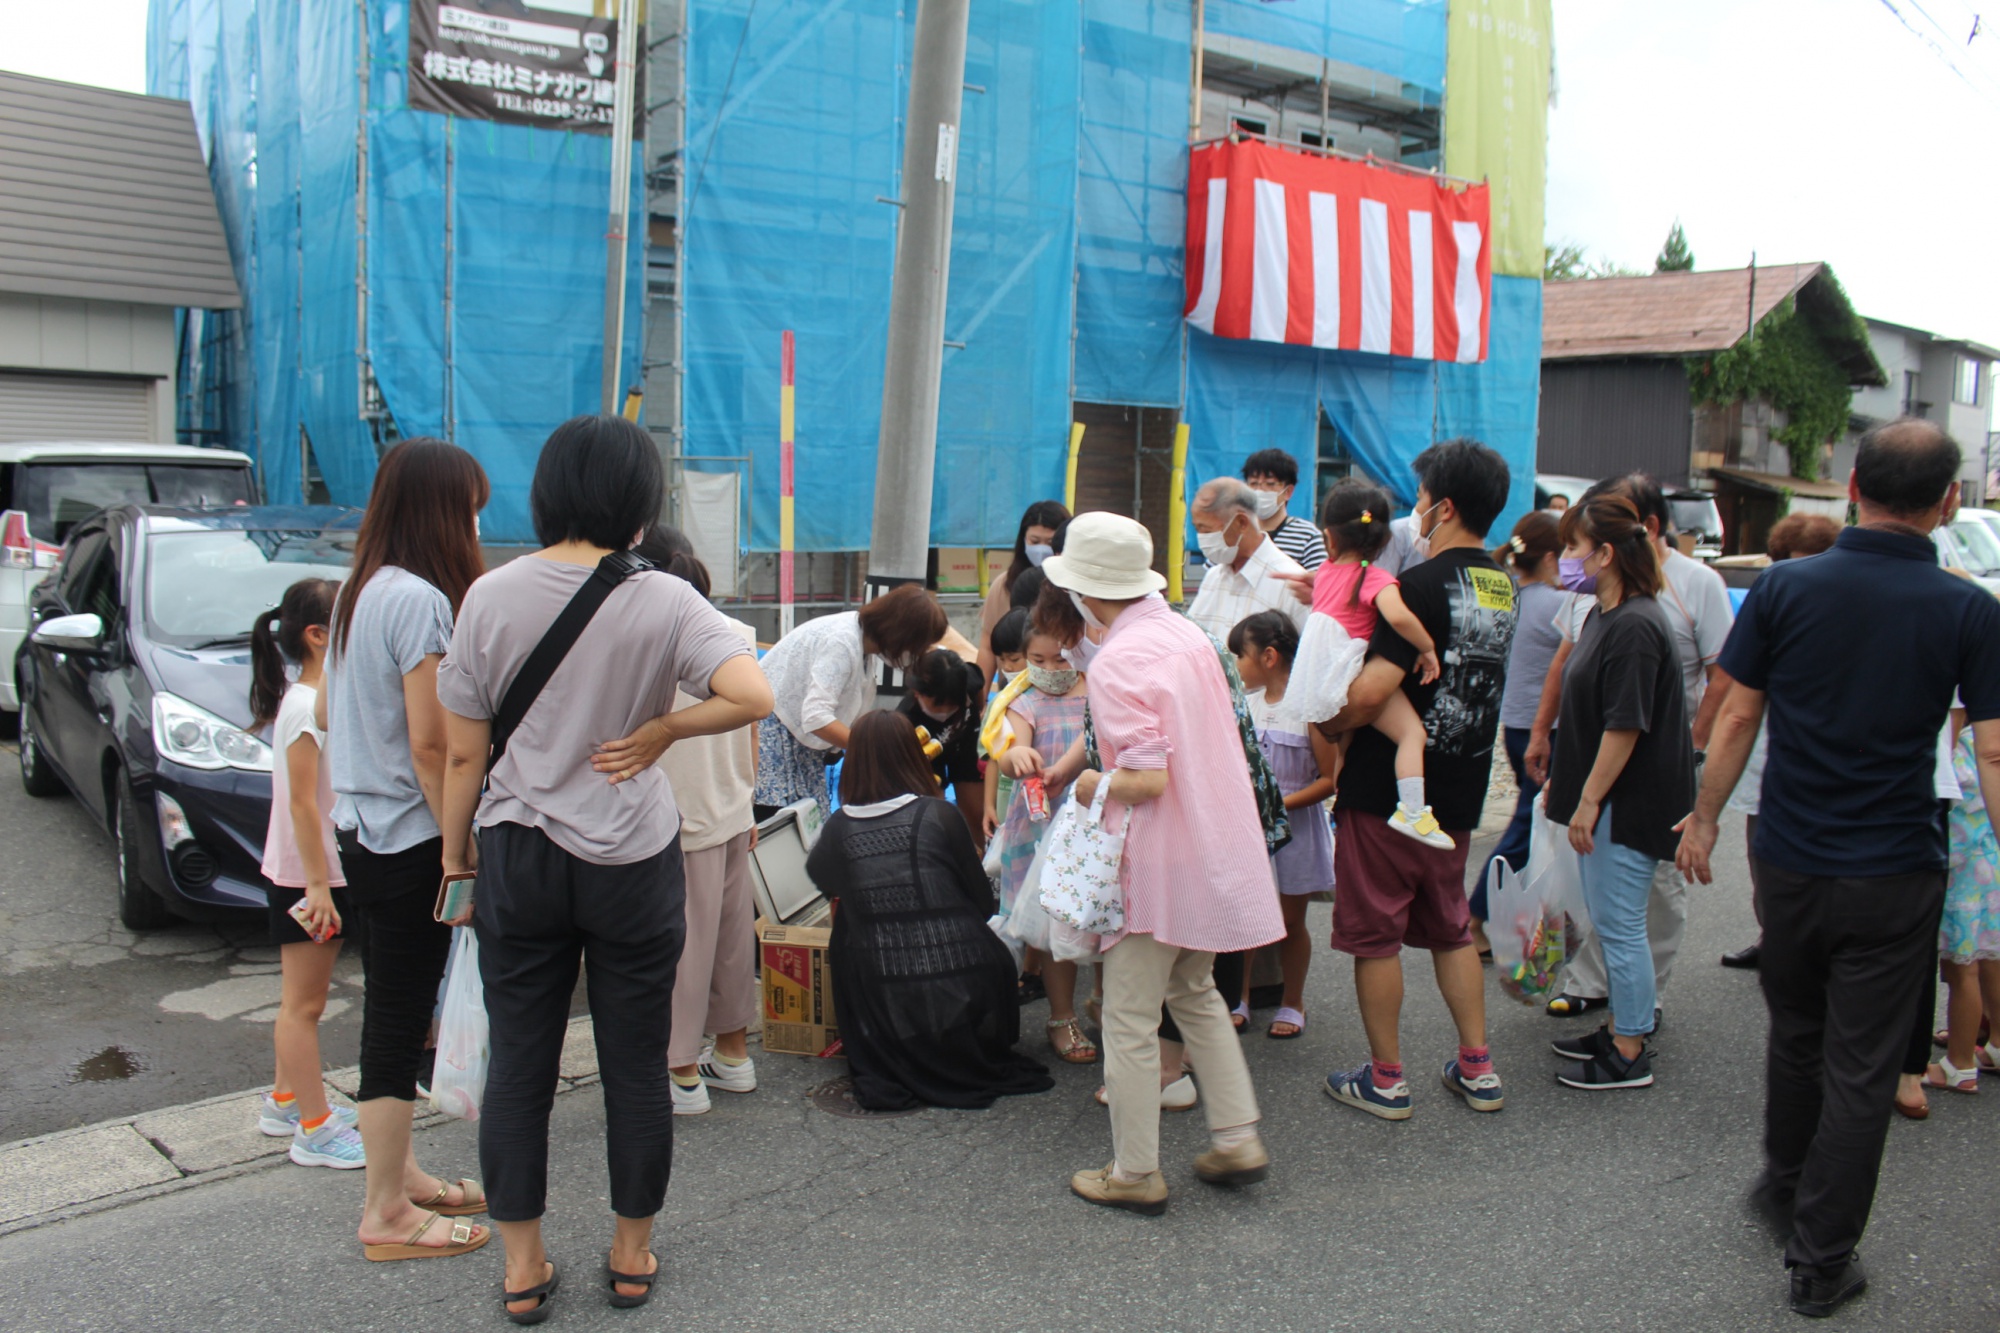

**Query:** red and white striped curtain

left=1184, top=139, right=1492, bottom=364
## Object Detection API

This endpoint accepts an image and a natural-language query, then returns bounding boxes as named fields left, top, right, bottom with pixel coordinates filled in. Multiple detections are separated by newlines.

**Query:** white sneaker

left=258, top=1094, right=357, bottom=1137
left=1388, top=805, right=1456, bottom=850
left=671, top=1079, right=712, bottom=1116
left=289, top=1117, right=367, bottom=1169
left=698, top=1052, right=758, bottom=1094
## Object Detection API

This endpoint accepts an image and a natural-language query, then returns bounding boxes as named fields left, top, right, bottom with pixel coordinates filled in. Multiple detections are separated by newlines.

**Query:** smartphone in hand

left=434, top=871, right=475, bottom=925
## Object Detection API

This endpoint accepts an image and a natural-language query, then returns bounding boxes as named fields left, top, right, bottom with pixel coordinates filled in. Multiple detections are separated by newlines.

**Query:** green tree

left=1544, top=240, right=1588, bottom=281
left=1656, top=220, right=1695, bottom=272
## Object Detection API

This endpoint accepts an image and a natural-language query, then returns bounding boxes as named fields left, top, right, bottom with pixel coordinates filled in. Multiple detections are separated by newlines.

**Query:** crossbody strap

left=487, top=550, right=650, bottom=773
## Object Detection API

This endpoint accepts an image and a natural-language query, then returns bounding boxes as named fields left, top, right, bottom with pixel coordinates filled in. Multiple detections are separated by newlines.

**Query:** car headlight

left=152, top=692, right=272, bottom=772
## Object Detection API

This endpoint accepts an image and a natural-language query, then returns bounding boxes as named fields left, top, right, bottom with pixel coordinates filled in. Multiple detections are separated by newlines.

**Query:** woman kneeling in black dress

left=806, top=711, right=1054, bottom=1111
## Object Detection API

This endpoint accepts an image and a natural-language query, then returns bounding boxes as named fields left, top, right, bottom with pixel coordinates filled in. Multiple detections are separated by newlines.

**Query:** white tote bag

left=1037, top=778, right=1127, bottom=937
left=430, top=928, right=489, bottom=1121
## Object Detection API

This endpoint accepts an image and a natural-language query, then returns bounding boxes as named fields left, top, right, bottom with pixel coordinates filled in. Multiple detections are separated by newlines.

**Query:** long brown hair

left=332, top=438, right=489, bottom=653
left=838, top=711, right=940, bottom=804
left=1560, top=495, right=1661, bottom=601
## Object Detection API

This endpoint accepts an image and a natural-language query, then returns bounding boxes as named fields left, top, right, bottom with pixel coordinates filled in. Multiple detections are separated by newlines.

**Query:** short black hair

left=1241, top=449, right=1299, bottom=488
left=1411, top=438, right=1510, bottom=539
left=1008, top=566, right=1046, bottom=612
left=991, top=608, right=1031, bottom=658
left=633, top=524, right=694, bottom=567
left=530, top=415, right=664, bottom=549
left=910, top=648, right=973, bottom=711
left=1855, top=417, right=1963, bottom=516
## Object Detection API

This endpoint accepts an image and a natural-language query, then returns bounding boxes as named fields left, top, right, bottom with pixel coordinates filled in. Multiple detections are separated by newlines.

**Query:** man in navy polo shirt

left=1677, top=419, right=2000, bottom=1318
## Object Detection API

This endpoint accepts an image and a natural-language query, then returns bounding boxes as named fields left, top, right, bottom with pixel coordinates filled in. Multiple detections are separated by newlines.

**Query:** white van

left=1, top=442, right=256, bottom=726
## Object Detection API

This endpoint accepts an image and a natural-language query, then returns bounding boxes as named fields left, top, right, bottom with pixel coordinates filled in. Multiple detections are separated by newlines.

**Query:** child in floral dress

left=1930, top=728, right=2000, bottom=1091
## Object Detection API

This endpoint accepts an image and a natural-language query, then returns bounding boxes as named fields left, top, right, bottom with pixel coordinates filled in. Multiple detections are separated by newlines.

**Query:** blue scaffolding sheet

left=149, top=0, right=646, bottom=543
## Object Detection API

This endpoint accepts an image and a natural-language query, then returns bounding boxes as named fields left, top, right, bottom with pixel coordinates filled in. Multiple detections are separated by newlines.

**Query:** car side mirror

left=32, top=612, right=105, bottom=653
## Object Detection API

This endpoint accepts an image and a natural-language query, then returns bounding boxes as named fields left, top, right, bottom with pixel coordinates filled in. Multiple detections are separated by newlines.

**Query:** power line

left=1876, top=0, right=2000, bottom=105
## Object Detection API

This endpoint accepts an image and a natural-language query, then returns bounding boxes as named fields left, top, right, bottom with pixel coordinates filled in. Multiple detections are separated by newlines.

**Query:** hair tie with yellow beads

left=1358, top=511, right=1373, bottom=523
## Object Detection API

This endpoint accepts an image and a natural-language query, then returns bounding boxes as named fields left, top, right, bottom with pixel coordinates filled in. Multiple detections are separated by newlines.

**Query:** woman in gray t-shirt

left=436, top=416, right=772, bottom=1319
left=321, top=438, right=496, bottom=1263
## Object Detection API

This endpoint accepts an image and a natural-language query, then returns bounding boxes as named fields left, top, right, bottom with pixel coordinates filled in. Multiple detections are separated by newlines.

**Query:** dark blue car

left=15, top=504, right=360, bottom=928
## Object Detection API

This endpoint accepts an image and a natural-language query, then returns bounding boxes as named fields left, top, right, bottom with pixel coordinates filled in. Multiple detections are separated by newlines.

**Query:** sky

left=1547, top=0, right=2000, bottom=347
left=2, top=0, right=1997, bottom=346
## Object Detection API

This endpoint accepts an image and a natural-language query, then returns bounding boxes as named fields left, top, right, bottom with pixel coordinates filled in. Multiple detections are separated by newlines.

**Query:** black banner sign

left=407, top=0, right=640, bottom=135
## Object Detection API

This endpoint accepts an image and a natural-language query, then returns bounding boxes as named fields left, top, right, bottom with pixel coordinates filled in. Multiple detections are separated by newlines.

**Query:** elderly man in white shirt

left=1186, top=477, right=1310, bottom=644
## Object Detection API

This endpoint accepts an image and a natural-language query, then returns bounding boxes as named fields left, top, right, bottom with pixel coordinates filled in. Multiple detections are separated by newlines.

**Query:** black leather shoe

left=1789, top=1256, right=1867, bottom=1318
left=1722, top=943, right=1762, bottom=970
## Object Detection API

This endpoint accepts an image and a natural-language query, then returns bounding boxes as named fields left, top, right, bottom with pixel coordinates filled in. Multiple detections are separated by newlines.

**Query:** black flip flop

left=607, top=1253, right=659, bottom=1309
left=504, top=1260, right=560, bottom=1326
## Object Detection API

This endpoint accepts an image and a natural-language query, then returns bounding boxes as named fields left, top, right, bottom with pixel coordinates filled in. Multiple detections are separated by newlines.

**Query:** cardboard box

left=756, top=916, right=841, bottom=1057
left=983, top=549, right=1014, bottom=595
left=935, top=547, right=982, bottom=593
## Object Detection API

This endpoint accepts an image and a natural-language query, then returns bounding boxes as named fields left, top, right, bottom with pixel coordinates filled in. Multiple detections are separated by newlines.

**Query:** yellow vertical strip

left=780, top=495, right=795, bottom=550
left=1065, top=422, right=1085, bottom=511
left=780, top=384, right=795, bottom=444
left=1167, top=423, right=1189, bottom=603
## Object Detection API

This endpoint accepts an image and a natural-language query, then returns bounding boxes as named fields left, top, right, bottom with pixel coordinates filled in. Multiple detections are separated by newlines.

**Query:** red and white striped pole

left=779, top=329, right=796, bottom=637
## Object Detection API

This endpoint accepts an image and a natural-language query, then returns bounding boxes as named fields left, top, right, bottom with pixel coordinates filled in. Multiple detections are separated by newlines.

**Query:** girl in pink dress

left=1289, top=478, right=1453, bottom=849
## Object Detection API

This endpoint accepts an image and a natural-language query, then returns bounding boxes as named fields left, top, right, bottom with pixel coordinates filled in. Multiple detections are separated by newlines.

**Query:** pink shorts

left=1330, top=809, right=1474, bottom=958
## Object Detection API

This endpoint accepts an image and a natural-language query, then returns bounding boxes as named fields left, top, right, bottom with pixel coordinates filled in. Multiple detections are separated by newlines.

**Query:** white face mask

left=1024, top=543, right=1053, bottom=567
left=1063, top=636, right=1100, bottom=671
left=1253, top=490, right=1282, bottom=521
left=1068, top=590, right=1109, bottom=632
left=920, top=703, right=956, bottom=723
left=1196, top=522, right=1240, bottom=568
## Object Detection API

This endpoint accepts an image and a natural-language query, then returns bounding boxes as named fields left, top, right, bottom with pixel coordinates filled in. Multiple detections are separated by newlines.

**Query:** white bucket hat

left=1041, top=512, right=1167, bottom=600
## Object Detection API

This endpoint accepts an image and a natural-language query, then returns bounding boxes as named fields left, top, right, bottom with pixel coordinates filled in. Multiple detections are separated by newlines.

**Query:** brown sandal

left=1047, top=1017, right=1099, bottom=1064
left=363, top=1211, right=490, bottom=1262
left=414, top=1177, right=487, bottom=1216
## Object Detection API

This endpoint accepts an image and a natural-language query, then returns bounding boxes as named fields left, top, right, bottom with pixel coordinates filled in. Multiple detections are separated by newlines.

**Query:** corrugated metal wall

left=1537, top=358, right=1693, bottom=486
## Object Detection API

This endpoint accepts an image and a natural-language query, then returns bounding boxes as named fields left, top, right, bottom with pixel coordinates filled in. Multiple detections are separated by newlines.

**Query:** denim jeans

left=1575, top=807, right=1659, bottom=1039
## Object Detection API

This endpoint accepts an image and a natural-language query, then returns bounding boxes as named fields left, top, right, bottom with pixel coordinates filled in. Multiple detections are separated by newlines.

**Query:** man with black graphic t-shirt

left=1310, top=440, right=1516, bottom=1123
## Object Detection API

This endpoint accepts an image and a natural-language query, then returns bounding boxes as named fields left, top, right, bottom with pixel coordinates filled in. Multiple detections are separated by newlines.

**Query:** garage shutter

left=0, top=372, right=154, bottom=444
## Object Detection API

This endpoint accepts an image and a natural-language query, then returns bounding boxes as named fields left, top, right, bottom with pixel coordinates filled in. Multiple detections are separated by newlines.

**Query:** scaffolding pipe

left=602, top=0, right=642, bottom=413
left=1064, top=421, right=1084, bottom=511
left=1168, top=423, right=1189, bottom=602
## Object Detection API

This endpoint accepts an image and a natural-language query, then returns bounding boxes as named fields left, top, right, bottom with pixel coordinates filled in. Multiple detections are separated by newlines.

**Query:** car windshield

left=1949, top=518, right=2000, bottom=575
left=145, top=528, right=355, bottom=648
left=19, top=462, right=255, bottom=544
left=1670, top=496, right=1722, bottom=538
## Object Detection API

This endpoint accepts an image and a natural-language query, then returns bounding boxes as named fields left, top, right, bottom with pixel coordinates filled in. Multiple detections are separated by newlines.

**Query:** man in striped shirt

left=1243, top=448, right=1327, bottom=571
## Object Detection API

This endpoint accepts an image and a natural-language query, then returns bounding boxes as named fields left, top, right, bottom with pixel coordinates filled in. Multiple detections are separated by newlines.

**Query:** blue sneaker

left=1323, top=1063, right=1413, bottom=1120
left=258, top=1094, right=357, bottom=1137
left=1442, top=1059, right=1506, bottom=1112
left=289, top=1117, right=368, bottom=1169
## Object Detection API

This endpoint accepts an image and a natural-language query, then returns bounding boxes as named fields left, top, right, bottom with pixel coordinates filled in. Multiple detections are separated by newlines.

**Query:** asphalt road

left=3, top=816, right=1996, bottom=1330
left=0, top=739, right=363, bottom=1139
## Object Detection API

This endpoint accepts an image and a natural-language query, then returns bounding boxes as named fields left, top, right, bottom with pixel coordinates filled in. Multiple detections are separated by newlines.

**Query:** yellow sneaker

left=1388, top=805, right=1456, bottom=850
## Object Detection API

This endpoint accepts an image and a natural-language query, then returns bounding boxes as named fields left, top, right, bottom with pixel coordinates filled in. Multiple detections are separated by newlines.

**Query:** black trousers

left=1755, top=857, right=1945, bottom=1275
left=475, top=822, right=687, bottom=1223
left=338, top=834, right=452, bottom=1104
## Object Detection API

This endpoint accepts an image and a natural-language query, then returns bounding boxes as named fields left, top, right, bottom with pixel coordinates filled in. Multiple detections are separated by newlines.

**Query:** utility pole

left=600, top=0, right=641, bottom=414
left=866, top=0, right=970, bottom=626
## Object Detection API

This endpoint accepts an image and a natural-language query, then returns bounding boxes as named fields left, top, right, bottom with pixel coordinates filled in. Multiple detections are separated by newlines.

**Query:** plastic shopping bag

left=1000, top=836, right=1056, bottom=953
left=1048, top=918, right=1100, bottom=963
left=1524, top=790, right=1589, bottom=934
left=1038, top=779, right=1126, bottom=937
left=1485, top=856, right=1564, bottom=1006
left=430, top=928, right=489, bottom=1121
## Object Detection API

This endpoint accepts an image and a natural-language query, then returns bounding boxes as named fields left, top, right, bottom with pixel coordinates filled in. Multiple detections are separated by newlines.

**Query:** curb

left=0, top=1015, right=603, bottom=1237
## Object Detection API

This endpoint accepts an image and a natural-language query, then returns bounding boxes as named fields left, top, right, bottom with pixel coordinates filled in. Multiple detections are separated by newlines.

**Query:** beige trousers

left=1101, top=930, right=1261, bottom=1176
left=667, top=830, right=757, bottom=1067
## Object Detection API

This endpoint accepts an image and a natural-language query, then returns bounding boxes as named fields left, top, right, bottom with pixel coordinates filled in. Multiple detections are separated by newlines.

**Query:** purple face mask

left=1558, top=555, right=1597, bottom=594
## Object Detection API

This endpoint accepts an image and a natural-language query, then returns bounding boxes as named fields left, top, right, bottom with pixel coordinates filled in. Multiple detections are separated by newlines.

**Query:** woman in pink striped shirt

left=1040, top=513, right=1284, bottom=1216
